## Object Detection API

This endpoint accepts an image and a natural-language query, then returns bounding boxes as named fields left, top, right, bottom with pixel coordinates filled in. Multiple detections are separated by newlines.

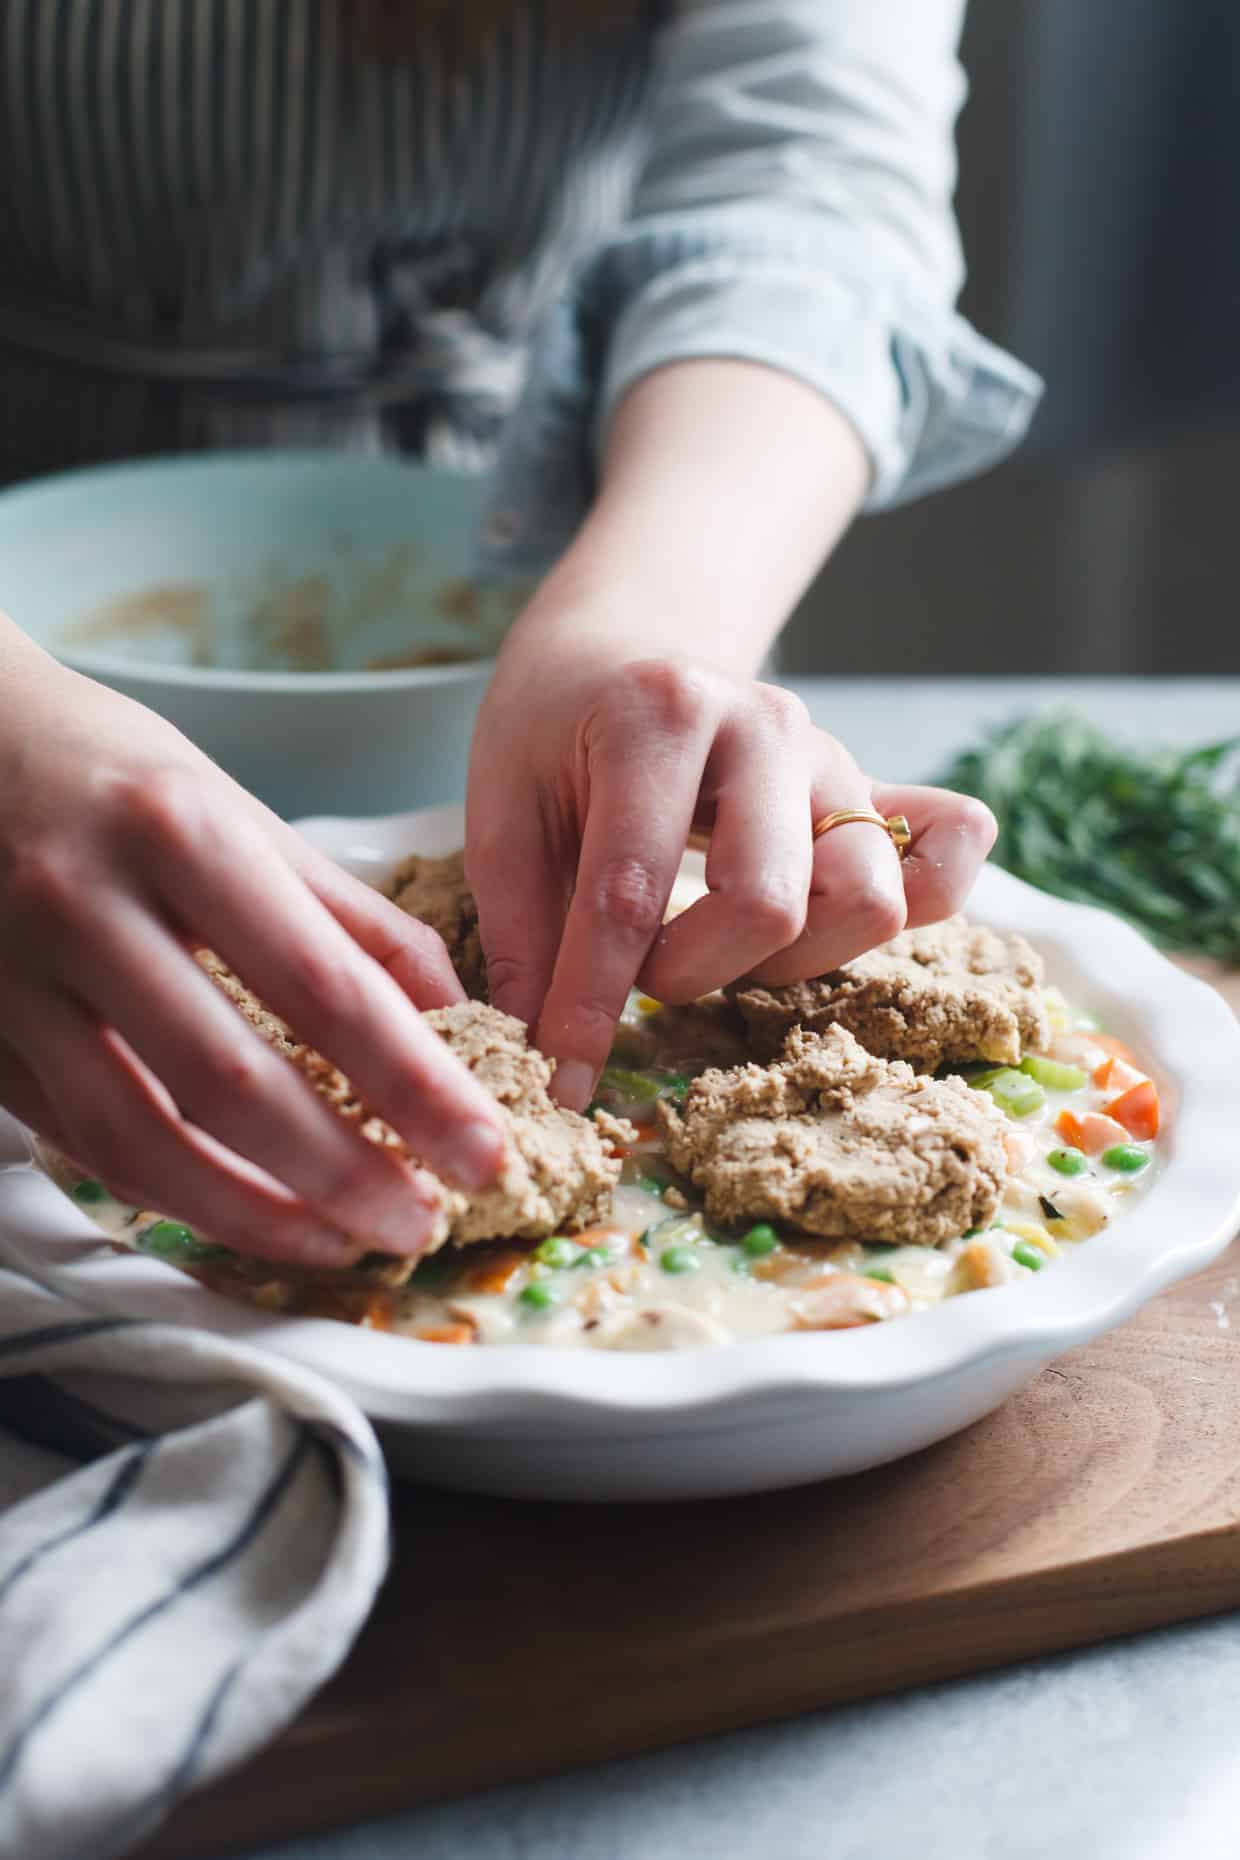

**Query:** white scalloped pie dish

left=2, top=804, right=1238, bottom=1502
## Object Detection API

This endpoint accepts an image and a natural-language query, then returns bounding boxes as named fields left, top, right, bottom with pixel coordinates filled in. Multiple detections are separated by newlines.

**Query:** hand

left=0, top=637, right=507, bottom=1265
left=467, top=637, right=996, bottom=1109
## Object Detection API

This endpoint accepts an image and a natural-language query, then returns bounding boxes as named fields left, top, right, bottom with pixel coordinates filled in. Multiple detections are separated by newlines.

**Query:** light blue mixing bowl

left=0, top=451, right=523, bottom=817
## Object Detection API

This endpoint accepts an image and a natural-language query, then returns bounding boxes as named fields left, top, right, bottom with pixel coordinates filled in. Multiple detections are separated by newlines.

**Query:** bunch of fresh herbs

left=935, top=712, right=1240, bottom=963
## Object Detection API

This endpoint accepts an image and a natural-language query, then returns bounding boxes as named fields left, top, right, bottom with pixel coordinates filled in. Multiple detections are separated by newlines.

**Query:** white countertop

left=783, top=675, right=1239, bottom=784
left=226, top=677, right=1240, bottom=1860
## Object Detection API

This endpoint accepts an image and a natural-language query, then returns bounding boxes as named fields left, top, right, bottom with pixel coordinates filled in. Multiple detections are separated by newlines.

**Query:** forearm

left=500, top=358, right=869, bottom=679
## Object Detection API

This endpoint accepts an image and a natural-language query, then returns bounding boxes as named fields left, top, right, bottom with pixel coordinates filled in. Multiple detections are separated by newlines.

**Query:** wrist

left=502, top=529, right=775, bottom=687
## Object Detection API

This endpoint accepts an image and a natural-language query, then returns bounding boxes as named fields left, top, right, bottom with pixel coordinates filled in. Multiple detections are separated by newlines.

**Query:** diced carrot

left=571, top=1226, right=629, bottom=1250
left=1105, top=1078, right=1160, bottom=1141
left=1055, top=1109, right=1086, bottom=1148
left=462, top=1247, right=529, bottom=1295
left=1090, top=1032, right=1140, bottom=1066
left=1092, top=1055, right=1148, bottom=1094
left=1056, top=1108, right=1130, bottom=1155
left=954, top=1239, right=1008, bottom=1291
left=362, top=1293, right=395, bottom=1332
left=416, top=1323, right=477, bottom=1346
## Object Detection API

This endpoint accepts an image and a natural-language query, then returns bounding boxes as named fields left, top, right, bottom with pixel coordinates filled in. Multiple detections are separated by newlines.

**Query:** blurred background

left=784, top=0, right=1240, bottom=677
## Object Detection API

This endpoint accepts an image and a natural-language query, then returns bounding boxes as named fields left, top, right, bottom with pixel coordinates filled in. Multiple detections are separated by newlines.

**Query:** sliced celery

left=1019, top=1053, right=1088, bottom=1091
left=598, top=1065, right=663, bottom=1102
left=970, top=1067, right=1045, bottom=1119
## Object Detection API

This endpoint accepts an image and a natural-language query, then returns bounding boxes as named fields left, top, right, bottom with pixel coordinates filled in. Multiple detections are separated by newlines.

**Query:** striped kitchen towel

left=0, top=1265, right=390, bottom=1860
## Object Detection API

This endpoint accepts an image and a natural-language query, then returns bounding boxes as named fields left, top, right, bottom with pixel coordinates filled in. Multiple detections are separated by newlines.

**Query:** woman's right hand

left=0, top=625, right=507, bottom=1267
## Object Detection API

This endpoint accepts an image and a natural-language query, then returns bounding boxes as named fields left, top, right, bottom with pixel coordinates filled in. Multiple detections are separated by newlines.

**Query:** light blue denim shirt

left=481, top=0, right=1043, bottom=576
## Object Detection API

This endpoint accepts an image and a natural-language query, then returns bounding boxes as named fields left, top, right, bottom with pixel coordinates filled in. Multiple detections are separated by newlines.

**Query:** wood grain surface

left=137, top=962, right=1240, bottom=1860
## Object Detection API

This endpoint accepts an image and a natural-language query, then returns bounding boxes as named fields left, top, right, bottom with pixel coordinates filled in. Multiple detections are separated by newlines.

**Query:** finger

left=639, top=688, right=813, bottom=1002
left=535, top=669, right=719, bottom=1107
left=12, top=996, right=382, bottom=1268
left=54, top=895, right=452, bottom=1258
left=466, top=783, right=569, bottom=1031
left=0, top=1038, right=72, bottom=1149
left=743, top=742, right=907, bottom=988
left=870, top=782, right=998, bottom=926
left=119, top=771, right=507, bottom=1190
left=290, top=839, right=467, bottom=1011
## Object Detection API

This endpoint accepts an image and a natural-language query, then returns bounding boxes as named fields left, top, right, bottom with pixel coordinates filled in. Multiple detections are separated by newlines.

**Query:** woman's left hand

left=467, top=633, right=997, bottom=1110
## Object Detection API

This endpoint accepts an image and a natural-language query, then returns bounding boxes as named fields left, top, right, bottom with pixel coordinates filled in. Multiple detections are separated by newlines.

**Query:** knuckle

left=624, top=658, right=711, bottom=735
left=483, top=950, right=530, bottom=1002
left=854, top=883, right=907, bottom=947
left=193, top=1043, right=270, bottom=1116
left=3, top=841, right=83, bottom=917
left=555, top=993, right=618, bottom=1053
left=113, top=764, right=207, bottom=852
left=589, top=856, right=665, bottom=939
left=736, top=879, right=806, bottom=947
left=285, top=949, right=367, bottom=1029
left=755, top=683, right=810, bottom=734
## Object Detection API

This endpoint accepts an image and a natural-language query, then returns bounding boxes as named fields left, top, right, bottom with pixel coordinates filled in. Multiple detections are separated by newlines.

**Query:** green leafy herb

left=936, top=713, right=1240, bottom=962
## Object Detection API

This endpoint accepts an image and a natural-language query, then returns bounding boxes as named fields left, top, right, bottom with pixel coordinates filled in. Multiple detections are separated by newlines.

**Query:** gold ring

left=812, top=810, right=912, bottom=858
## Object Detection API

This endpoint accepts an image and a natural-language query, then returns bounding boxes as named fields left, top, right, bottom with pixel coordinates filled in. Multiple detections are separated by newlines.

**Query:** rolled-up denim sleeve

left=480, top=0, right=1043, bottom=575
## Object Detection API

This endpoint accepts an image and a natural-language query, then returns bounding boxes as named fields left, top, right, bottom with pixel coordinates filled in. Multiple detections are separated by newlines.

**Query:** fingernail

left=552, top=1059, right=595, bottom=1112
left=449, top=1119, right=507, bottom=1192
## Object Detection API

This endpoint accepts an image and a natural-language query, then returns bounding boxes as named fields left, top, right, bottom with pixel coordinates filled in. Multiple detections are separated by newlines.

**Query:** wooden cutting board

left=138, top=964, right=1240, bottom=1860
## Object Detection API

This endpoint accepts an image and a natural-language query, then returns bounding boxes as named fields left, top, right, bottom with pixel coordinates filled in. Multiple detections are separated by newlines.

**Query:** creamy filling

left=42, top=985, right=1158, bottom=1352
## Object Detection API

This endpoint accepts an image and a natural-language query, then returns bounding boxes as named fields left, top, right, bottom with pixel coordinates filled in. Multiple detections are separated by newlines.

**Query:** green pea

left=534, top=1237, right=579, bottom=1269
left=1047, top=1147, right=1088, bottom=1177
left=661, top=1074, right=690, bottom=1104
left=138, top=1219, right=219, bottom=1263
left=574, top=1246, right=614, bottom=1270
left=1102, top=1143, right=1149, bottom=1174
left=660, top=1246, right=701, bottom=1275
left=740, top=1223, right=780, bottom=1258
left=1012, top=1241, right=1045, bottom=1271
left=637, top=1175, right=667, bottom=1196
left=71, top=1179, right=108, bottom=1204
left=865, top=1265, right=896, bottom=1283
left=519, top=1281, right=560, bottom=1312
left=962, top=1225, right=983, bottom=1238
